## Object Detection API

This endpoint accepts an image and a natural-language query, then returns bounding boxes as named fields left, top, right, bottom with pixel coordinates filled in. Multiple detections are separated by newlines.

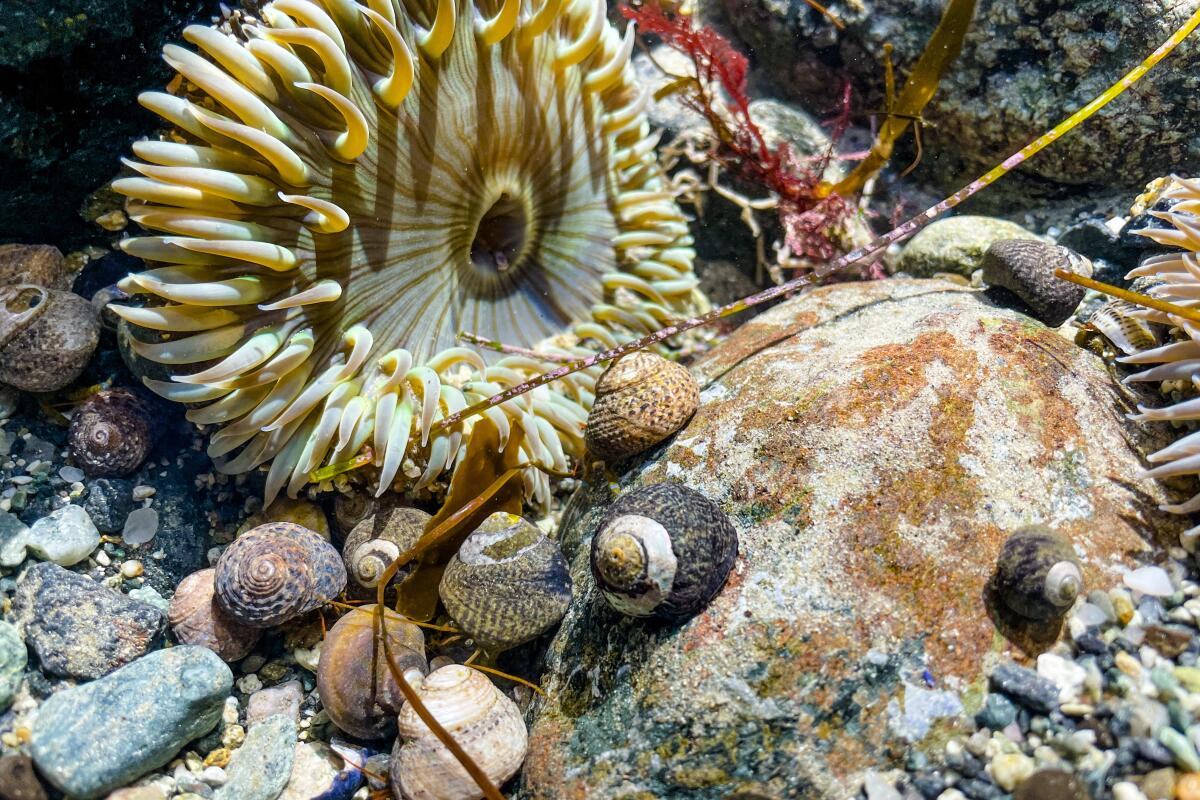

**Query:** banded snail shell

left=591, top=483, right=738, bottom=622
left=390, top=665, right=527, bottom=800
left=439, top=512, right=572, bottom=652
left=585, top=350, right=699, bottom=462
left=342, top=504, right=430, bottom=591
left=214, top=522, right=346, bottom=628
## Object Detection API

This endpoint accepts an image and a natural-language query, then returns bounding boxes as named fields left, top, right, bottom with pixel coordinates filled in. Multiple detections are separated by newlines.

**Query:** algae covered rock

left=897, top=216, right=1040, bottom=278
left=521, top=278, right=1182, bottom=798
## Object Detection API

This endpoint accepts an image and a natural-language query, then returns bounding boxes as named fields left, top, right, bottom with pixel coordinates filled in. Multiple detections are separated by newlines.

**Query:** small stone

left=237, top=674, right=263, bottom=694
left=120, top=559, right=144, bottom=579
left=1161, top=727, right=1200, bottom=773
left=976, top=693, right=1019, bottom=730
left=82, top=478, right=133, bottom=534
left=213, top=714, right=297, bottom=800
left=278, top=742, right=357, bottom=800
left=1177, top=667, right=1200, bottom=693
left=10, top=562, right=165, bottom=680
left=1145, top=625, right=1193, bottom=658
left=24, top=504, right=99, bottom=566
left=105, top=788, right=167, bottom=800
left=990, top=663, right=1060, bottom=714
left=1116, top=650, right=1144, bottom=680
left=862, top=770, right=902, bottom=800
left=1143, top=768, right=1178, bottom=800
left=246, top=680, right=303, bottom=728
left=122, top=507, right=159, bottom=546
left=897, top=216, right=1039, bottom=278
left=30, top=646, right=231, bottom=800
left=0, top=754, right=49, bottom=800
left=990, top=752, right=1035, bottom=792
left=0, top=621, right=26, bottom=712
left=1037, top=653, right=1087, bottom=704
left=221, top=724, right=246, bottom=750
left=1113, top=783, right=1149, bottom=800
left=1126, top=567, right=1176, bottom=598
left=203, top=749, right=232, bottom=769
left=200, top=766, right=227, bottom=786
left=1113, top=590, right=1137, bottom=625
left=1177, top=773, right=1200, bottom=800
left=1073, top=602, right=1110, bottom=629
left=128, top=585, right=170, bottom=613
left=58, top=466, right=84, bottom=483
left=0, top=511, right=29, bottom=567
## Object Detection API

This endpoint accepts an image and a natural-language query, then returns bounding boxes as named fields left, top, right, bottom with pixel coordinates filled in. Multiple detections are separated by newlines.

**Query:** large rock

left=521, top=279, right=1184, bottom=798
left=709, top=0, right=1198, bottom=198
left=30, top=645, right=231, bottom=799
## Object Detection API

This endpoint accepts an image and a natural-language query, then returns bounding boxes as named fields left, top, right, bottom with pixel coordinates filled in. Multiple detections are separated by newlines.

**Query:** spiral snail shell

left=438, top=512, right=572, bottom=652
left=341, top=503, right=430, bottom=592
left=214, top=522, right=347, bottom=628
left=390, top=665, right=527, bottom=800
left=591, top=483, right=738, bottom=622
left=0, top=285, right=99, bottom=392
left=317, top=605, right=427, bottom=740
left=585, top=350, right=700, bottom=462
left=68, top=388, right=155, bottom=477
left=994, top=525, right=1083, bottom=621
left=168, top=568, right=262, bottom=662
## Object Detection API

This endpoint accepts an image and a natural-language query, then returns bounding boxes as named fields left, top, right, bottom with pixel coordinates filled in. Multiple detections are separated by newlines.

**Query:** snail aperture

left=341, top=503, right=430, bottom=591
left=591, top=483, right=737, bottom=622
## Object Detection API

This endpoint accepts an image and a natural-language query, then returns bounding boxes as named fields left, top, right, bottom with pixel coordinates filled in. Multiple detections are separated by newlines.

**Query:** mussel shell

left=317, top=605, right=426, bottom=740
left=439, top=512, right=572, bottom=652
left=591, top=483, right=738, bottom=622
left=994, top=524, right=1083, bottom=620
left=215, top=522, right=347, bottom=628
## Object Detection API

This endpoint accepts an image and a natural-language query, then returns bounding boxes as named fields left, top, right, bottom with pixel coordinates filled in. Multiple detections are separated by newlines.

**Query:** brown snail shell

left=439, top=512, right=572, bottom=652
left=585, top=350, right=699, bottom=461
left=0, top=244, right=69, bottom=289
left=342, top=503, right=429, bottom=591
left=591, top=483, right=738, bottom=622
left=390, top=665, right=527, bottom=800
left=317, top=604, right=427, bottom=739
left=994, top=525, right=1083, bottom=621
left=68, top=388, right=155, bottom=477
left=981, top=240, right=1093, bottom=328
left=168, top=568, right=261, bottom=662
left=334, top=492, right=378, bottom=539
left=0, top=285, right=99, bottom=392
left=214, top=522, right=347, bottom=628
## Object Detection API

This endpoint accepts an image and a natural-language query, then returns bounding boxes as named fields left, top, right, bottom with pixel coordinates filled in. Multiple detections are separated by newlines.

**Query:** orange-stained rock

left=521, top=278, right=1185, bottom=799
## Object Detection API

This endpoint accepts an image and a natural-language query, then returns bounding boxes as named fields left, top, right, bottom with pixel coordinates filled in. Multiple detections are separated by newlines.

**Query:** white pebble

left=862, top=771, right=902, bottom=800
left=132, top=485, right=156, bottom=500
left=1037, top=653, right=1087, bottom=704
left=94, top=550, right=111, bottom=567
left=24, top=504, right=99, bottom=566
left=989, top=751, right=1034, bottom=792
left=1073, top=602, right=1109, bottom=628
left=1113, top=782, right=1149, bottom=800
left=1125, top=566, right=1175, bottom=597
left=237, top=674, right=263, bottom=694
left=58, top=466, right=85, bottom=483
left=120, top=559, right=143, bottom=578
left=200, top=766, right=227, bottom=786
left=122, top=507, right=159, bottom=546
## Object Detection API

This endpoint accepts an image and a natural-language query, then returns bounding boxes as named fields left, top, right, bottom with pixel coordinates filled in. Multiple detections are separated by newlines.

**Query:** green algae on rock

left=521, top=278, right=1184, bottom=798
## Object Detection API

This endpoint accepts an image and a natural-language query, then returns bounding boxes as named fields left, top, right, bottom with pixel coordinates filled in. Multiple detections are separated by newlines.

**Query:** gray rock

left=0, top=511, right=29, bottom=568
left=133, top=454, right=212, bottom=596
left=214, top=714, right=297, bottom=800
left=83, top=478, right=133, bottom=533
left=0, top=621, right=26, bottom=711
left=897, top=216, right=1040, bottom=278
left=520, top=279, right=1182, bottom=798
left=30, top=646, right=231, bottom=800
left=711, top=0, right=1200, bottom=192
left=23, top=504, right=99, bottom=566
left=11, top=561, right=165, bottom=679
left=981, top=239, right=1090, bottom=326
left=975, top=692, right=1018, bottom=730
left=989, top=663, right=1060, bottom=714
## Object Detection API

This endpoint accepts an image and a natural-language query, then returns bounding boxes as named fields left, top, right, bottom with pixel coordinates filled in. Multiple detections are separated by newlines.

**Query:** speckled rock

left=0, top=244, right=68, bottom=289
left=0, top=755, right=48, bottom=800
left=897, top=216, right=1040, bottom=278
left=213, top=714, right=297, bottom=800
left=30, top=646, right=231, bottom=800
left=0, top=511, right=29, bottom=568
left=11, top=561, right=165, bottom=680
left=710, top=0, right=1200, bottom=193
left=521, top=278, right=1182, bottom=799
left=82, top=477, right=133, bottom=533
left=0, top=621, right=26, bottom=712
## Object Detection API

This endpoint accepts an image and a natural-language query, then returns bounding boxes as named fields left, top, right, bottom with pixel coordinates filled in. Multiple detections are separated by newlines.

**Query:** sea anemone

left=112, top=0, right=701, bottom=504
left=1095, top=177, right=1200, bottom=517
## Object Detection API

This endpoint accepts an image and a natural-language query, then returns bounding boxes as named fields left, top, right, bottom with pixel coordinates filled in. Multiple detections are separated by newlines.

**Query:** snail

left=334, top=493, right=377, bottom=540
left=390, top=665, right=527, bottom=800
left=214, top=522, right=347, bottom=628
left=317, top=605, right=427, bottom=739
left=342, top=503, right=430, bottom=592
left=168, top=568, right=261, bottom=662
left=591, top=483, right=738, bottom=622
left=0, top=243, right=69, bottom=289
left=0, top=284, right=99, bottom=392
left=438, top=512, right=572, bottom=652
left=68, top=388, right=155, bottom=477
left=993, top=525, right=1083, bottom=621
left=585, top=350, right=699, bottom=462
left=981, top=239, right=1093, bottom=327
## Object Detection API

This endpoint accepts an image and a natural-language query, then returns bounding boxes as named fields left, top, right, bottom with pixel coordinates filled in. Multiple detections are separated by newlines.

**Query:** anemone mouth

left=111, top=0, right=702, bottom=504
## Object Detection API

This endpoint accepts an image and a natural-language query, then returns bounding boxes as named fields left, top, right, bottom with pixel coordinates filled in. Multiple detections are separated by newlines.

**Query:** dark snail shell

left=215, top=522, right=347, bottom=628
left=168, top=568, right=261, bottom=662
left=68, top=388, right=154, bottom=477
left=585, top=350, right=699, bottom=462
left=341, top=503, right=429, bottom=591
left=438, top=512, right=572, bottom=652
left=981, top=240, right=1092, bottom=327
left=333, top=493, right=377, bottom=540
left=994, top=525, right=1083, bottom=620
left=0, top=285, right=99, bottom=392
left=590, top=483, right=738, bottom=622
left=317, top=604, right=427, bottom=739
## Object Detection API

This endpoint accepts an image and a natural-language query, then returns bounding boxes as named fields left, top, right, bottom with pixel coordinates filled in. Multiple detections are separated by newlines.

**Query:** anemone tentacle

left=116, top=0, right=701, bottom=504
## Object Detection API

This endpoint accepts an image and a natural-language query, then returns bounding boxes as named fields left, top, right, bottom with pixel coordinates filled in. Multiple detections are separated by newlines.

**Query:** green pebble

left=1152, top=667, right=1182, bottom=699
left=1157, top=727, right=1200, bottom=772
left=1174, top=666, right=1200, bottom=693
left=0, top=621, right=26, bottom=711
